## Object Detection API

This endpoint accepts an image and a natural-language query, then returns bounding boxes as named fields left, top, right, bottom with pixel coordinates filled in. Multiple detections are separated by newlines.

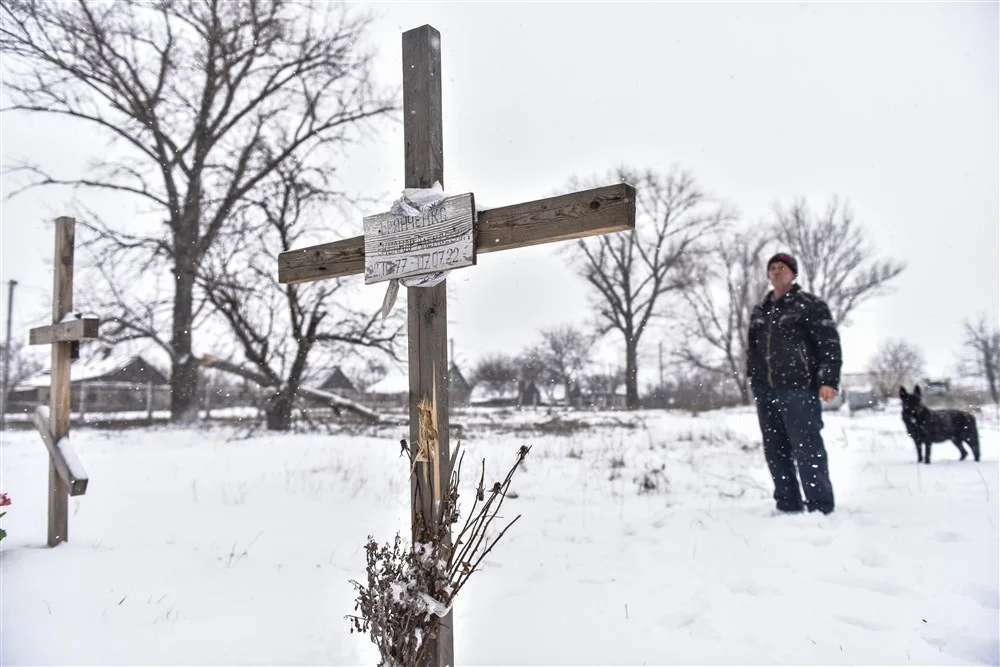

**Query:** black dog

left=899, top=385, right=980, bottom=464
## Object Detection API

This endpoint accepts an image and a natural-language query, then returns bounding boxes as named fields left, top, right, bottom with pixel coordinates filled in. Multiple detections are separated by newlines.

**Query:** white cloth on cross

left=380, top=182, right=452, bottom=319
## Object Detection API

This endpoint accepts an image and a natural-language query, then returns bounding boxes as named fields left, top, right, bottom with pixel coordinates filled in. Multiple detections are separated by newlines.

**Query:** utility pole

left=658, top=340, right=664, bottom=389
left=658, top=340, right=666, bottom=409
left=1, top=279, right=18, bottom=431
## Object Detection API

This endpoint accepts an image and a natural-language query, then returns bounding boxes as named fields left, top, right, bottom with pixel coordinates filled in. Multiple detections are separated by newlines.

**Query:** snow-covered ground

left=2, top=404, right=998, bottom=665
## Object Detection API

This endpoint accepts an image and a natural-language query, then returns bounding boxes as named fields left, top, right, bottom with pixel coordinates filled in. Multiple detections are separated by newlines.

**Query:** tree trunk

left=738, top=377, right=751, bottom=405
left=625, top=337, right=639, bottom=410
left=198, top=355, right=385, bottom=425
left=265, top=388, right=295, bottom=431
left=170, top=254, right=200, bottom=424
left=985, top=360, right=998, bottom=405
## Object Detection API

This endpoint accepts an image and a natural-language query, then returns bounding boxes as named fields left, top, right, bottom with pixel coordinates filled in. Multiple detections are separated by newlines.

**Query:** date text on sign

left=363, top=193, right=477, bottom=285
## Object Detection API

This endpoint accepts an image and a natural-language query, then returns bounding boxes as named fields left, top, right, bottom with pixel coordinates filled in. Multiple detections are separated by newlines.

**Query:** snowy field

left=2, top=404, right=998, bottom=666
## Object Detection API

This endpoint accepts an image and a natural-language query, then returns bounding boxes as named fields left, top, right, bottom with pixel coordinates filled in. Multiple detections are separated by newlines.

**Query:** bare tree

left=773, top=196, right=905, bottom=326
left=515, top=349, right=547, bottom=394
left=678, top=226, right=770, bottom=404
left=349, top=358, right=389, bottom=393
left=961, top=315, right=1000, bottom=405
left=197, top=160, right=403, bottom=431
left=866, top=339, right=925, bottom=400
left=470, top=354, right=519, bottom=395
left=533, top=325, right=594, bottom=405
left=660, top=366, right=742, bottom=413
left=1, top=0, right=397, bottom=423
left=581, top=365, right=624, bottom=408
left=570, top=167, right=729, bottom=409
left=0, top=340, right=43, bottom=415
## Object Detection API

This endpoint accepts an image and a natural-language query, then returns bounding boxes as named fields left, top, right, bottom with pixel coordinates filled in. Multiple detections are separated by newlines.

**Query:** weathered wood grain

left=48, top=217, right=75, bottom=545
left=476, top=183, right=636, bottom=252
left=403, top=24, right=454, bottom=667
left=29, top=317, right=99, bottom=345
left=271, top=25, right=638, bottom=667
left=278, top=235, right=366, bottom=283
left=277, top=183, right=635, bottom=284
left=33, top=406, right=88, bottom=497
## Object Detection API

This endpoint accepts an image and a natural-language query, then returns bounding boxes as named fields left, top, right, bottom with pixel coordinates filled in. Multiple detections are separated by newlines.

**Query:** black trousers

left=752, top=385, right=835, bottom=514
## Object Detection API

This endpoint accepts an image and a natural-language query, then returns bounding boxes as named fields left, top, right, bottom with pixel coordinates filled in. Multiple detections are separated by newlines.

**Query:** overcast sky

left=1, top=2, right=997, bottom=385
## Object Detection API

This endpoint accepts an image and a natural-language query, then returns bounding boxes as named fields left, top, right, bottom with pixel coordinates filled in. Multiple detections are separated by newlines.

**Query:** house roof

left=16, top=352, right=168, bottom=389
left=318, top=366, right=356, bottom=393
left=365, top=365, right=474, bottom=396
left=366, top=368, right=409, bottom=395
left=449, top=363, right=472, bottom=391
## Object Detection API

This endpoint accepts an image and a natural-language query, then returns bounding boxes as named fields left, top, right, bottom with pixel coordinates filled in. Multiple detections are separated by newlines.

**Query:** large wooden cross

left=277, top=25, right=634, bottom=665
left=28, top=216, right=98, bottom=546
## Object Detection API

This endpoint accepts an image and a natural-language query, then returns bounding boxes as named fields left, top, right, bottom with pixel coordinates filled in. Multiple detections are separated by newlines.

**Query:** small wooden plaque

left=363, top=193, right=476, bottom=284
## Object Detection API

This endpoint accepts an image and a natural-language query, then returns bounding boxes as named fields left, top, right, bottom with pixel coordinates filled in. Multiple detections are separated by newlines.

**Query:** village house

left=469, top=379, right=541, bottom=408
left=8, top=350, right=170, bottom=416
left=364, top=367, right=409, bottom=411
left=449, top=363, right=473, bottom=408
left=316, top=366, right=359, bottom=399
left=363, top=362, right=475, bottom=412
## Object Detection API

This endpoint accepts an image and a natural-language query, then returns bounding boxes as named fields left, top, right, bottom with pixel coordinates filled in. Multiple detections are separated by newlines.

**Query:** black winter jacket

left=747, top=284, right=842, bottom=391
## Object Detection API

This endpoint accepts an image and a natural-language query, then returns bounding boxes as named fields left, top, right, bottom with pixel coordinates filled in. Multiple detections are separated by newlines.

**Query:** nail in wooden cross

left=276, top=25, right=635, bottom=666
left=28, top=217, right=98, bottom=546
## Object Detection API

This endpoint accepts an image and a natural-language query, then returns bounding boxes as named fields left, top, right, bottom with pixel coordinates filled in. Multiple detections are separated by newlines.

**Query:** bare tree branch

left=568, top=166, right=731, bottom=409
left=533, top=325, right=594, bottom=405
left=678, top=227, right=770, bottom=404
left=961, top=315, right=1000, bottom=405
left=867, top=339, right=926, bottom=400
left=196, top=153, right=403, bottom=431
left=197, top=354, right=386, bottom=425
left=772, top=196, right=905, bottom=326
left=1, top=0, right=398, bottom=423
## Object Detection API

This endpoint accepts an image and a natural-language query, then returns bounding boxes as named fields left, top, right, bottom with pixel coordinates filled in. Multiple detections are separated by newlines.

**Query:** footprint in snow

left=834, top=613, right=890, bottom=632
left=820, top=573, right=907, bottom=597
left=856, top=548, right=889, bottom=568
left=933, top=530, right=965, bottom=543
left=962, top=582, right=999, bottom=610
left=726, top=579, right=764, bottom=596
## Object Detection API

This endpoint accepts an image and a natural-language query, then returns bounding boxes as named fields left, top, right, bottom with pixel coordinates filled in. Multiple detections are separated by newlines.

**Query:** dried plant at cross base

left=347, top=440, right=530, bottom=665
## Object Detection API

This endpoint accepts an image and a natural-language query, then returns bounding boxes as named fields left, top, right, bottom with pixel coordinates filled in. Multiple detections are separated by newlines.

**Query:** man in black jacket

left=747, top=253, right=842, bottom=515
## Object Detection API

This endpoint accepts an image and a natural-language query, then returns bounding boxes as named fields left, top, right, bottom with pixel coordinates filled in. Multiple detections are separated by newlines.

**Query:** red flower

left=0, top=493, right=10, bottom=507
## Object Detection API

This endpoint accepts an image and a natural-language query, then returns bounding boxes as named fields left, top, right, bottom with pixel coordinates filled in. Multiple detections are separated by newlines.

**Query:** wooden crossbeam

left=27, top=216, right=98, bottom=546
left=273, top=25, right=635, bottom=666
left=33, top=406, right=88, bottom=496
left=29, top=318, right=100, bottom=345
left=277, top=183, right=636, bottom=285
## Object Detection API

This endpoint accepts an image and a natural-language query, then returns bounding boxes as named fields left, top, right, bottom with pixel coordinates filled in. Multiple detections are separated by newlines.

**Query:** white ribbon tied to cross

left=380, top=181, right=452, bottom=319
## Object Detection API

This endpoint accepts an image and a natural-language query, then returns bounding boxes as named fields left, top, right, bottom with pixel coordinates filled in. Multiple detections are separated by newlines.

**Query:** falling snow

left=1, top=404, right=997, bottom=664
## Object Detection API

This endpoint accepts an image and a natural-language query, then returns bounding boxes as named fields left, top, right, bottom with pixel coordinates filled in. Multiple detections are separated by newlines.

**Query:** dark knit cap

left=767, top=253, right=798, bottom=276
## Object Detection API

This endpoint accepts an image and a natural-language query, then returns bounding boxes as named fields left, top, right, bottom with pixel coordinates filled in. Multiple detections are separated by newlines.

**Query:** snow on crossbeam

left=33, top=405, right=88, bottom=497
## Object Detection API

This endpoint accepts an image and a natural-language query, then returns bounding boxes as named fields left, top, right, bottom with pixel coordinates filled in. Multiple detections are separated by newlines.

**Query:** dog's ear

left=914, top=385, right=922, bottom=398
left=899, top=386, right=907, bottom=398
